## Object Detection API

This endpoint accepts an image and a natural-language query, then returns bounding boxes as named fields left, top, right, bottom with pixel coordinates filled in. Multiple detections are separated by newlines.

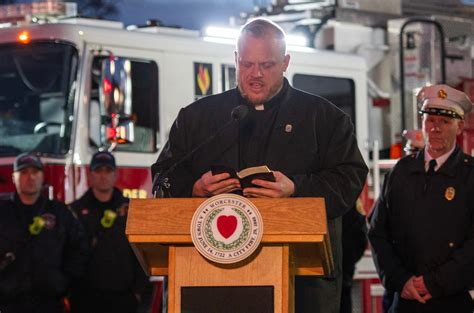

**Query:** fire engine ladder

left=399, top=17, right=447, bottom=132
left=373, top=18, right=449, bottom=199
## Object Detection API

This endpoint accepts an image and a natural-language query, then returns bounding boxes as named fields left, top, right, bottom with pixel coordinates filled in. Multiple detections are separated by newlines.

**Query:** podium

left=126, top=197, right=333, bottom=313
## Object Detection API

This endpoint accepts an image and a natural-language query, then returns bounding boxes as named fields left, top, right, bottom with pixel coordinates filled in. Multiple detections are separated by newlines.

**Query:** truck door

left=74, top=45, right=161, bottom=200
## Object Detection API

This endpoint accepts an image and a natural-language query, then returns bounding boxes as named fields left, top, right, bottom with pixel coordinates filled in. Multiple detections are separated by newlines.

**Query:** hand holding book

left=211, top=165, right=276, bottom=190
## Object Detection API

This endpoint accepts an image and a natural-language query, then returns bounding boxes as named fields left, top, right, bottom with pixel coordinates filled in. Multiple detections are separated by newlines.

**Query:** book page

left=237, top=165, right=271, bottom=179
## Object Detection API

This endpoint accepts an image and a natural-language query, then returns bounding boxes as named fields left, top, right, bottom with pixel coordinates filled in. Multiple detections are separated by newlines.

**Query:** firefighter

left=69, top=151, right=147, bottom=313
left=381, top=129, right=425, bottom=312
left=369, top=84, right=474, bottom=313
left=0, top=153, right=89, bottom=313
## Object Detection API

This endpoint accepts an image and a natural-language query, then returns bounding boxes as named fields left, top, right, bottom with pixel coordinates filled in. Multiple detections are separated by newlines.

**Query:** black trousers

left=295, top=218, right=343, bottom=313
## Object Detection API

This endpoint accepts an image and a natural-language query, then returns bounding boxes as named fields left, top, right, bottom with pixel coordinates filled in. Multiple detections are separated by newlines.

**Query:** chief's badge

left=438, top=88, right=447, bottom=99
left=445, top=187, right=455, bottom=201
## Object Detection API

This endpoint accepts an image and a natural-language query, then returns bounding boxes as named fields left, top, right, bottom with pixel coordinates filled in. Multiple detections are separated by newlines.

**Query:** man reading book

left=151, top=18, right=368, bottom=313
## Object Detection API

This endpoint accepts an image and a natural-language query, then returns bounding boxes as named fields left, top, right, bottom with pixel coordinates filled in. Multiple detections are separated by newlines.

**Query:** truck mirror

left=100, top=56, right=132, bottom=116
left=99, top=56, right=135, bottom=145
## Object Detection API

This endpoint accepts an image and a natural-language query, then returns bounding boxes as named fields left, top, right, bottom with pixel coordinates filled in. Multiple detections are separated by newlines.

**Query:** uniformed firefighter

left=369, top=84, right=474, bottom=313
left=69, top=151, right=148, bottom=313
left=0, top=153, right=89, bottom=313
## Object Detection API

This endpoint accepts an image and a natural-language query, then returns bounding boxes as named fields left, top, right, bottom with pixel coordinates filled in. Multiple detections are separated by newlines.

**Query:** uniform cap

left=14, top=153, right=43, bottom=172
left=90, top=151, right=116, bottom=171
left=417, top=84, right=473, bottom=119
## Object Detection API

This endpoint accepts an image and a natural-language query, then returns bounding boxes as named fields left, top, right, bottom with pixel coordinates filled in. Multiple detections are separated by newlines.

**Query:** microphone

left=231, top=105, right=248, bottom=121
left=152, top=105, right=249, bottom=197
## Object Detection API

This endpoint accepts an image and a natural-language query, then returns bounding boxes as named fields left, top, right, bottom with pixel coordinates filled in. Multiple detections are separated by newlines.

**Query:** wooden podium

left=126, top=197, right=333, bottom=313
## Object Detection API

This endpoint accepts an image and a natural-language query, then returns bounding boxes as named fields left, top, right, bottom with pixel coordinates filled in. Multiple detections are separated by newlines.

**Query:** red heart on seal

left=217, top=215, right=237, bottom=239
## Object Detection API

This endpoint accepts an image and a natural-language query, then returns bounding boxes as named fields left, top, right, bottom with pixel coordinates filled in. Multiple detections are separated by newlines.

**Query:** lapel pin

left=285, top=124, right=292, bottom=133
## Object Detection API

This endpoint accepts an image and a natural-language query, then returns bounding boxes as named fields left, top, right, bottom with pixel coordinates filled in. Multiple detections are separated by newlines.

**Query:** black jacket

left=70, top=188, right=147, bottom=294
left=152, top=80, right=368, bottom=220
left=0, top=193, right=89, bottom=312
left=368, top=147, right=474, bottom=309
left=152, top=81, right=368, bottom=313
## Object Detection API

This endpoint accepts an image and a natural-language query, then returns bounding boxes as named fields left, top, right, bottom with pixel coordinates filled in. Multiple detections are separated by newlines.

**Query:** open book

left=211, top=165, right=276, bottom=189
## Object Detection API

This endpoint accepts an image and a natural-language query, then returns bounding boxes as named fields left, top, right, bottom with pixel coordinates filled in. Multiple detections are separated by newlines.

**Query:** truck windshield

left=0, top=42, right=77, bottom=156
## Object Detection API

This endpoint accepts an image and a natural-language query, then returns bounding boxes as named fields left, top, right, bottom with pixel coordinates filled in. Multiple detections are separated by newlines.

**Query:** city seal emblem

left=191, top=194, right=263, bottom=264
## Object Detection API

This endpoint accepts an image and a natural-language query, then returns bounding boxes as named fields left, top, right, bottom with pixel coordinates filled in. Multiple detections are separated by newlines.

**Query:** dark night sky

left=0, top=0, right=271, bottom=30
left=115, top=0, right=264, bottom=30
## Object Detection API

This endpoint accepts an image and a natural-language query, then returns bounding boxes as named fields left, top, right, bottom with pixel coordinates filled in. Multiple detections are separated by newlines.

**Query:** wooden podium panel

left=127, top=197, right=332, bottom=313
left=170, top=245, right=289, bottom=313
left=127, top=197, right=332, bottom=276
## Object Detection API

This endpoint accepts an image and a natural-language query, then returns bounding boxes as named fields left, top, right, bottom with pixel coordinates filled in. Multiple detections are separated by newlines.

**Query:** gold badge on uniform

left=438, top=89, right=447, bottom=99
left=445, top=187, right=455, bottom=201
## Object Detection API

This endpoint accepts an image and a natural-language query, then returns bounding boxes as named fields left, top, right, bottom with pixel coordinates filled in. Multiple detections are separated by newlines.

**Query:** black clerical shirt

left=238, top=79, right=289, bottom=169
